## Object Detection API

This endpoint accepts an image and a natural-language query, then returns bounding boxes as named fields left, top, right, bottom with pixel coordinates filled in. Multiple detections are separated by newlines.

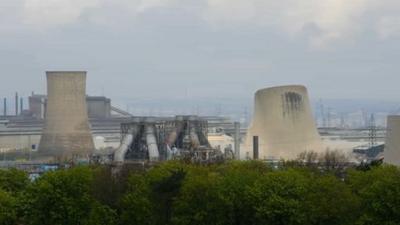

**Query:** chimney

left=20, top=97, right=24, bottom=113
left=15, top=92, right=18, bottom=116
left=234, top=122, right=240, bottom=160
left=3, top=98, right=6, bottom=116
left=253, top=136, right=259, bottom=160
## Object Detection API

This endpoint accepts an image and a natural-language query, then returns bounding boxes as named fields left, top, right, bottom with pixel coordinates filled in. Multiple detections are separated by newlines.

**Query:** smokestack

left=234, top=122, right=241, bottom=159
left=39, top=71, right=95, bottom=161
left=15, top=92, right=18, bottom=116
left=20, top=97, right=23, bottom=113
left=3, top=98, right=6, bottom=116
left=253, top=136, right=259, bottom=160
left=246, top=85, right=323, bottom=160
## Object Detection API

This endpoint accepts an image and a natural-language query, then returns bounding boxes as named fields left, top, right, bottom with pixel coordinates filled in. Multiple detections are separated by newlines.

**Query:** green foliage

left=348, top=165, right=400, bottom=225
left=83, top=202, right=118, bottom=225
left=216, top=161, right=271, bottom=225
left=90, top=166, right=126, bottom=209
left=246, top=170, right=309, bottom=225
left=0, top=169, right=29, bottom=225
left=0, top=190, right=17, bottom=225
left=21, top=167, right=96, bottom=225
left=1, top=161, right=400, bottom=225
left=0, top=169, right=29, bottom=194
left=152, top=168, right=186, bottom=224
left=120, top=174, right=154, bottom=225
left=306, top=175, right=360, bottom=225
left=172, top=170, right=231, bottom=225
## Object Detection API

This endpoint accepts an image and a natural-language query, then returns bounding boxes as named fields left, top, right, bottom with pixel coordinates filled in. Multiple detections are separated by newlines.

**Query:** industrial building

left=246, top=85, right=323, bottom=160
left=29, top=94, right=112, bottom=119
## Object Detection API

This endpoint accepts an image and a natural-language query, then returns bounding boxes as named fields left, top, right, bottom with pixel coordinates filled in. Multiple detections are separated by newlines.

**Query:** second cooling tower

left=247, top=85, right=322, bottom=160
left=38, top=71, right=95, bottom=160
left=384, top=115, right=400, bottom=165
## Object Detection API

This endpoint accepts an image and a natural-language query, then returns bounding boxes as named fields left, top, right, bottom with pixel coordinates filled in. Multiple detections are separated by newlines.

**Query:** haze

left=1, top=0, right=400, bottom=103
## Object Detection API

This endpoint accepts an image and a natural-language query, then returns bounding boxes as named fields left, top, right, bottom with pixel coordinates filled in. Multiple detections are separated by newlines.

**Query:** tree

left=21, top=167, right=95, bottom=225
left=120, top=174, right=154, bottom=225
left=244, top=170, right=309, bottom=225
left=348, top=165, right=400, bottom=225
left=171, top=170, right=232, bottom=225
left=305, top=175, right=359, bottom=225
left=297, top=151, right=320, bottom=168
left=90, top=166, right=127, bottom=209
left=152, top=168, right=186, bottom=224
left=83, top=202, right=117, bottom=225
left=216, top=161, right=269, bottom=225
left=0, top=190, right=17, bottom=225
left=0, top=169, right=29, bottom=194
left=320, top=149, right=348, bottom=171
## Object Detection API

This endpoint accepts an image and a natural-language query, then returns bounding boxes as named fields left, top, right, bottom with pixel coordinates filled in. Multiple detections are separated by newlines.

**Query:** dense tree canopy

left=0, top=161, right=399, bottom=225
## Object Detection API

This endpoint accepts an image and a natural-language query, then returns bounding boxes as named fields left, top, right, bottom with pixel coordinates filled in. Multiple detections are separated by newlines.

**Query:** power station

left=38, top=71, right=95, bottom=161
left=0, top=71, right=391, bottom=170
left=246, top=85, right=323, bottom=160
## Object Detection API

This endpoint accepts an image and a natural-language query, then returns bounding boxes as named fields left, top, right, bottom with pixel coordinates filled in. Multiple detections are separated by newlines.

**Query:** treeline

left=0, top=161, right=400, bottom=225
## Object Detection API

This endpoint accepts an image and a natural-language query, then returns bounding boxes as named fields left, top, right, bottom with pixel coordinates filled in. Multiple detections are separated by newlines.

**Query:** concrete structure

left=246, top=85, right=323, bottom=160
left=38, top=71, right=95, bottom=160
left=384, top=115, right=400, bottom=165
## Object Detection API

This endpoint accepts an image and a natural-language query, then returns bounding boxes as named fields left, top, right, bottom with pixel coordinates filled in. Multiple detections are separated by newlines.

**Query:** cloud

left=202, top=0, right=400, bottom=47
left=377, top=16, right=400, bottom=39
left=204, top=0, right=369, bottom=48
left=23, top=0, right=100, bottom=27
left=135, top=0, right=178, bottom=12
left=20, top=0, right=181, bottom=28
left=3, top=0, right=400, bottom=47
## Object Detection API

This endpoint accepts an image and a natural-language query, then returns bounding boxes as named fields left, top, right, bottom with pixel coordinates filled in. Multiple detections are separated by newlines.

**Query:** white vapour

left=23, top=0, right=101, bottom=27
left=1, top=0, right=399, bottom=46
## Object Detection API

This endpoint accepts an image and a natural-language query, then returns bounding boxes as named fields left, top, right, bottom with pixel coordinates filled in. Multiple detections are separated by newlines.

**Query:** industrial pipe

left=114, top=126, right=139, bottom=162
left=146, top=124, right=159, bottom=162
left=189, top=127, right=201, bottom=149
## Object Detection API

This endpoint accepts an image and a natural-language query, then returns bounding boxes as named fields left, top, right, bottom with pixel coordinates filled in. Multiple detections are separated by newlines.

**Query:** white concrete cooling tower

left=385, top=115, right=400, bottom=165
left=38, top=71, right=95, bottom=160
left=246, top=85, right=323, bottom=160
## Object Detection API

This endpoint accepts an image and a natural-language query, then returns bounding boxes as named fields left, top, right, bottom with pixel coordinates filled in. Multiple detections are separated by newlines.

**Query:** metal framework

left=117, top=116, right=222, bottom=164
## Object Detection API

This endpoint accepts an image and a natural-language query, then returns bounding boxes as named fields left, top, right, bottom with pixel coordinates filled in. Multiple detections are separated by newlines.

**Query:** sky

left=1, top=0, right=400, bottom=104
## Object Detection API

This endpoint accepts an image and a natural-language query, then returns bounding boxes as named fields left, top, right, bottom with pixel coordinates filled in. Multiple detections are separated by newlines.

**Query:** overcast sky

left=1, top=0, right=400, bottom=102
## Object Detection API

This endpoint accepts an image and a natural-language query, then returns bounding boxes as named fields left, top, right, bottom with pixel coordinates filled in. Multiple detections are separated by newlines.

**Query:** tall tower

left=246, top=85, right=323, bottom=160
left=39, top=71, right=94, bottom=160
left=385, top=115, right=400, bottom=165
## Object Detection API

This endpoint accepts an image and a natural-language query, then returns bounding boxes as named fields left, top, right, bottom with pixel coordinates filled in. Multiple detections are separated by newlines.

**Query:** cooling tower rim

left=387, top=115, right=400, bottom=120
left=46, top=71, right=87, bottom=74
left=255, top=85, right=307, bottom=95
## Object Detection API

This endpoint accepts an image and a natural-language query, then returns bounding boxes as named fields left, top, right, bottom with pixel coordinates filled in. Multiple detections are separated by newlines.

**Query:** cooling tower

left=38, top=71, right=95, bottom=160
left=384, top=115, right=400, bottom=165
left=246, top=85, right=323, bottom=160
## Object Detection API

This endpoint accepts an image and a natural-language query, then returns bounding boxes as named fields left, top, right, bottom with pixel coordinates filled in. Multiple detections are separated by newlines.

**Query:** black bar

left=253, top=136, right=259, bottom=160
